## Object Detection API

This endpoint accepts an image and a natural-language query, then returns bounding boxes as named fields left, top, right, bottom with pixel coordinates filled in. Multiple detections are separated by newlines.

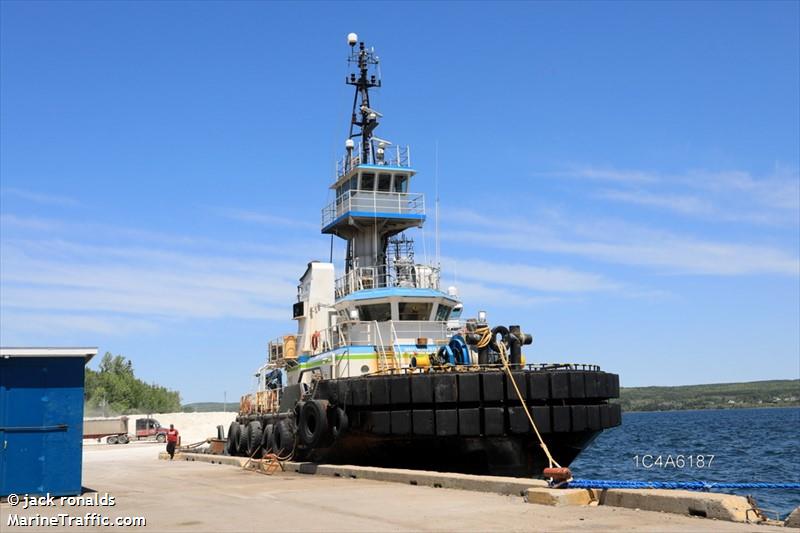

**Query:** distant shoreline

left=616, top=378, right=799, bottom=413
left=619, top=404, right=800, bottom=414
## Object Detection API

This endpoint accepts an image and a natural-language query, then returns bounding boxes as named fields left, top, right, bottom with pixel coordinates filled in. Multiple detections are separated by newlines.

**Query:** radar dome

left=347, top=33, right=358, bottom=46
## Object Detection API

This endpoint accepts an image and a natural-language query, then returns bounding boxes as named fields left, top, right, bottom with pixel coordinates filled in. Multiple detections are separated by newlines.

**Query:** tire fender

left=298, top=400, right=330, bottom=448
left=246, top=421, right=263, bottom=458
left=226, top=421, right=241, bottom=456
left=262, top=423, right=274, bottom=454
left=236, top=422, right=249, bottom=455
left=329, top=406, right=348, bottom=440
left=273, top=419, right=296, bottom=456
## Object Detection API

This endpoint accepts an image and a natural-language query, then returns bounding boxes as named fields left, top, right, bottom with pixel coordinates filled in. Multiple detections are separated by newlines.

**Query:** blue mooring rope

left=564, top=479, right=800, bottom=491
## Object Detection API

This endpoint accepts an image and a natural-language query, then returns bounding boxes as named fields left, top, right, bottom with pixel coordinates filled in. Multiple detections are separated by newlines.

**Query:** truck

left=83, top=416, right=168, bottom=444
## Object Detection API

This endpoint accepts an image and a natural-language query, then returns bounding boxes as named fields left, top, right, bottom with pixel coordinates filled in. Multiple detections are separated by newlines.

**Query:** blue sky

left=1, top=1, right=798, bottom=403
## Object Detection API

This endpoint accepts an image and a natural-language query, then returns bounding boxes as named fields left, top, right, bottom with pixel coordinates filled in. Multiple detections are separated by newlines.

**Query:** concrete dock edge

left=597, top=488, right=758, bottom=523
left=161, top=452, right=767, bottom=524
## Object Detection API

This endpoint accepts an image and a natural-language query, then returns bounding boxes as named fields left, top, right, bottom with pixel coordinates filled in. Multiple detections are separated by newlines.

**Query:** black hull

left=305, top=431, right=601, bottom=477
left=236, top=368, right=621, bottom=477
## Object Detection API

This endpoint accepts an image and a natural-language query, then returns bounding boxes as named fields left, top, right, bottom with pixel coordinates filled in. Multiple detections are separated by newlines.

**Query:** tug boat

left=228, top=34, right=621, bottom=476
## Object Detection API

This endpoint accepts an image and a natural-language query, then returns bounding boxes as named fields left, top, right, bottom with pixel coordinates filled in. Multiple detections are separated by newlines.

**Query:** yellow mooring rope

left=491, top=331, right=562, bottom=470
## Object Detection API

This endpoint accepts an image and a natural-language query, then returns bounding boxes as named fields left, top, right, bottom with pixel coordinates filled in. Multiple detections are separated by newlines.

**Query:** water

left=571, top=407, right=800, bottom=518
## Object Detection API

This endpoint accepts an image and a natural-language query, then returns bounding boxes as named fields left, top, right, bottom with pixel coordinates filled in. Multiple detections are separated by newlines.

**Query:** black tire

left=225, top=422, right=240, bottom=456
left=329, top=407, right=348, bottom=440
left=298, top=400, right=330, bottom=448
left=118, top=434, right=130, bottom=444
left=262, top=423, right=274, bottom=454
left=272, top=419, right=295, bottom=456
left=156, top=433, right=166, bottom=443
left=107, top=435, right=118, bottom=445
left=237, top=422, right=249, bottom=455
left=246, top=421, right=263, bottom=458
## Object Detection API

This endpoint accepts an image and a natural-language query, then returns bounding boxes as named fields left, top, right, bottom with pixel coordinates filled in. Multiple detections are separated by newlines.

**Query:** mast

left=346, top=32, right=381, bottom=168
left=321, top=34, right=430, bottom=299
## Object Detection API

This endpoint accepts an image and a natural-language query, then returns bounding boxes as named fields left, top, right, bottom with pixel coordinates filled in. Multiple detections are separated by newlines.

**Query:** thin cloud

left=687, top=168, right=800, bottom=211
left=539, top=166, right=660, bottom=184
left=597, top=187, right=797, bottom=226
left=538, top=165, right=800, bottom=227
left=1, top=240, right=297, bottom=323
left=214, top=207, right=319, bottom=231
left=453, top=280, right=564, bottom=308
left=1, top=188, right=80, bottom=207
left=441, top=209, right=799, bottom=277
left=0, top=312, right=159, bottom=337
left=597, top=189, right=714, bottom=216
left=442, top=256, right=621, bottom=293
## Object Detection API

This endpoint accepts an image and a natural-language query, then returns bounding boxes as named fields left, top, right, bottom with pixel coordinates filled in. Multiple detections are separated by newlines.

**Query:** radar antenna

left=346, top=33, right=382, bottom=167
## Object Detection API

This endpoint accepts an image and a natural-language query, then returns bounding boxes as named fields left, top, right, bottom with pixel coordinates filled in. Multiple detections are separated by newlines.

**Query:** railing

left=385, top=320, right=450, bottom=345
left=272, top=320, right=451, bottom=359
left=336, top=144, right=411, bottom=178
left=321, top=190, right=425, bottom=228
left=335, top=263, right=440, bottom=299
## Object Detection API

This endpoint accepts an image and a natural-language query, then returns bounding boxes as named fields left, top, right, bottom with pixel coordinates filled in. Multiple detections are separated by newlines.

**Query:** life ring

left=311, top=331, right=321, bottom=351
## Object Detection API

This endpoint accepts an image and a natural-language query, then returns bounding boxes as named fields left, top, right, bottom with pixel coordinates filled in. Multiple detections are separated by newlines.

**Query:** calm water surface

left=571, top=407, right=800, bottom=518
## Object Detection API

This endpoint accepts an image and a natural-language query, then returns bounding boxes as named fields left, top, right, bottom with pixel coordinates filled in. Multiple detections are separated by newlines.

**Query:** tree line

left=84, top=352, right=181, bottom=415
left=616, top=379, right=799, bottom=412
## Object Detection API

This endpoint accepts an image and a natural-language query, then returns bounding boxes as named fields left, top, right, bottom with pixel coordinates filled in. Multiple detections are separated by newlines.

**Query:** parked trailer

left=83, top=416, right=169, bottom=444
left=84, top=416, right=130, bottom=444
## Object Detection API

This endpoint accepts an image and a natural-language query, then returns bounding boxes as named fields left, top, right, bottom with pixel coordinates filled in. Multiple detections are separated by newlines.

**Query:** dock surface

left=1, top=443, right=788, bottom=531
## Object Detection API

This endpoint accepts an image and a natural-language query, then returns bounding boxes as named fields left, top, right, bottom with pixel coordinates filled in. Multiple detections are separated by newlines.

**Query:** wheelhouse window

left=449, top=306, right=463, bottom=319
left=378, top=173, right=392, bottom=192
left=337, top=180, right=350, bottom=206
left=358, top=303, right=391, bottom=321
left=393, top=175, right=408, bottom=193
left=398, top=302, right=433, bottom=321
left=435, top=304, right=452, bottom=321
left=360, top=172, right=375, bottom=191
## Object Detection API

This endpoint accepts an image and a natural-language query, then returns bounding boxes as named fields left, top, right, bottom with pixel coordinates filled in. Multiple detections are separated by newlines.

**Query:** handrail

left=334, top=263, right=440, bottom=299
left=336, top=144, right=411, bottom=178
left=271, top=320, right=451, bottom=359
left=321, top=190, right=425, bottom=228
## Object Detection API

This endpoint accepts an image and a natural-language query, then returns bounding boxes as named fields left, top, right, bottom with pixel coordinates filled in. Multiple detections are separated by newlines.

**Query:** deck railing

left=268, top=320, right=450, bottom=360
left=336, top=144, right=411, bottom=178
left=321, top=190, right=425, bottom=228
left=334, top=263, right=440, bottom=299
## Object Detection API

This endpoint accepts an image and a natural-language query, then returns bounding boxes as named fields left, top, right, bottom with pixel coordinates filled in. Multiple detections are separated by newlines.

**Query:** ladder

left=374, top=321, right=401, bottom=373
left=389, top=321, right=401, bottom=370
left=334, top=325, right=352, bottom=379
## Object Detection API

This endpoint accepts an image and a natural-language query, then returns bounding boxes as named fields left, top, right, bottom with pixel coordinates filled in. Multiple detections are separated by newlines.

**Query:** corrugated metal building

left=0, top=347, right=97, bottom=496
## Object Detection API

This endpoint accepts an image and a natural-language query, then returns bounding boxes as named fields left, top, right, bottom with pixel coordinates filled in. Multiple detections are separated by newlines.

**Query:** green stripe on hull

left=294, top=351, right=432, bottom=370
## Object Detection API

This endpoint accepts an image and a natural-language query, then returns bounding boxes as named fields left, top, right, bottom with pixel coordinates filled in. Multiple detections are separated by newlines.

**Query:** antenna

left=435, top=140, right=441, bottom=268
left=345, top=33, right=382, bottom=165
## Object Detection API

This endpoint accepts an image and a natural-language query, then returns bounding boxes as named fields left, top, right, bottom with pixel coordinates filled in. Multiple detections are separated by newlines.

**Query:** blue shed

left=0, top=347, right=97, bottom=497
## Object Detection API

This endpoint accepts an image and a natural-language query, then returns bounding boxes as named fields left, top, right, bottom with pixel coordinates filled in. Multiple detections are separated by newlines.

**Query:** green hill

left=617, top=379, right=800, bottom=412
left=182, top=402, right=230, bottom=413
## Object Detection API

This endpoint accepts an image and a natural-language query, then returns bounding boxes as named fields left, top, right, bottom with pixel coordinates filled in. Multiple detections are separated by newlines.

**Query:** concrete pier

left=1, top=444, right=785, bottom=532
left=156, top=450, right=782, bottom=529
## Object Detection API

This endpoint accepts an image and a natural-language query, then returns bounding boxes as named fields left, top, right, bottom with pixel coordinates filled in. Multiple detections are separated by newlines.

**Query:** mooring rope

left=491, top=333, right=562, bottom=470
left=564, top=479, right=800, bottom=491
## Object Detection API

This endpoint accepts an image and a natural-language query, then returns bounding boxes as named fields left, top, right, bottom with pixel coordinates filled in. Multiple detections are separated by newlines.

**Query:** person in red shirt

left=166, top=424, right=179, bottom=460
